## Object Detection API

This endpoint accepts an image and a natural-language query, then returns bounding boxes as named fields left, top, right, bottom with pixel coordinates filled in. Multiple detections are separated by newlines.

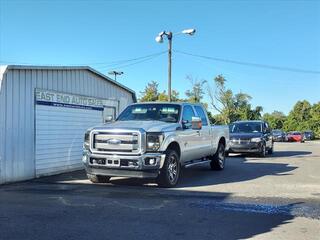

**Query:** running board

left=184, top=159, right=211, bottom=168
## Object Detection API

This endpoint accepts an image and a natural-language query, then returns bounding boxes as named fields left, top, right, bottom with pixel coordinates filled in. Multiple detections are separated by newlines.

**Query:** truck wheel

left=87, top=174, right=110, bottom=183
left=157, top=149, right=180, bottom=188
left=259, top=143, right=266, bottom=157
left=268, top=144, right=274, bottom=154
left=210, top=143, right=226, bottom=170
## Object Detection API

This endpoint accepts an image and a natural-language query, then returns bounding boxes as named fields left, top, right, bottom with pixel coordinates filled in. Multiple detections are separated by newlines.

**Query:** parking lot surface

left=1, top=142, right=319, bottom=240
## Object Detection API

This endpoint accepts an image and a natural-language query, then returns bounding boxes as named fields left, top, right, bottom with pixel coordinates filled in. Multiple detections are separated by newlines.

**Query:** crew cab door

left=179, top=105, right=204, bottom=162
left=194, top=105, right=213, bottom=156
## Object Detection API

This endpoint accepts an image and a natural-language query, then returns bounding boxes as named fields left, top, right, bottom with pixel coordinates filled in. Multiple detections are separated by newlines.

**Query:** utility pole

left=167, top=32, right=172, bottom=102
left=108, top=71, right=123, bottom=81
left=155, top=29, right=196, bottom=102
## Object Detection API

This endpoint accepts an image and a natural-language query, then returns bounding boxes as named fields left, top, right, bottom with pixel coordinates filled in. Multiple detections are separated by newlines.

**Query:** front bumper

left=82, top=151, right=166, bottom=179
left=228, top=142, right=261, bottom=153
left=273, top=136, right=284, bottom=142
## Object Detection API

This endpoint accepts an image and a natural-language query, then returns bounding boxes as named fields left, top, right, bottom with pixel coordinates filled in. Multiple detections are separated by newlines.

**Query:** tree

left=249, top=106, right=264, bottom=120
left=207, top=75, right=262, bottom=124
left=309, top=102, right=320, bottom=138
left=185, top=75, right=207, bottom=103
left=263, top=111, right=287, bottom=129
left=207, top=75, right=234, bottom=124
left=139, top=81, right=181, bottom=102
left=283, top=100, right=312, bottom=132
left=158, top=90, right=180, bottom=102
left=281, top=100, right=320, bottom=138
left=139, top=81, right=159, bottom=102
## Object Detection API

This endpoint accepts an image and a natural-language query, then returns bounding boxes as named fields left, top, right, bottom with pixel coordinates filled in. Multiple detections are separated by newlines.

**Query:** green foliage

left=309, top=102, right=320, bottom=138
left=184, top=75, right=207, bottom=103
left=263, top=111, right=287, bottom=129
left=157, top=90, right=180, bottom=102
left=283, top=100, right=320, bottom=138
left=139, top=81, right=159, bottom=102
left=139, top=81, right=180, bottom=102
left=283, top=100, right=312, bottom=132
left=207, top=75, right=263, bottom=124
left=138, top=81, right=320, bottom=138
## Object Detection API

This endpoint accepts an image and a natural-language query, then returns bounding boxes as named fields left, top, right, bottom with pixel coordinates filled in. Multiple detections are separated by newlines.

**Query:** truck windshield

left=117, top=104, right=181, bottom=123
left=230, top=122, right=263, bottom=133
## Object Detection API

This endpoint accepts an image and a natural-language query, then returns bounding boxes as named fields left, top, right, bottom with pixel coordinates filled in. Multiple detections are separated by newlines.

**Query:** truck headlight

left=251, top=137, right=262, bottom=143
left=146, top=133, right=164, bottom=151
left=83, top=131, right=90, bottom=150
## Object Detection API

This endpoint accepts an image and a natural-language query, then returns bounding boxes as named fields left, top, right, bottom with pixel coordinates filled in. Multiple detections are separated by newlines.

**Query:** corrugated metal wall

left=0, top=67, right=134, bottom=184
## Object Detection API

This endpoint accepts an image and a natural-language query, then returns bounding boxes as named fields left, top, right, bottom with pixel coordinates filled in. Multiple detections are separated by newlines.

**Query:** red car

left=287, top=131, right=305, bottom=142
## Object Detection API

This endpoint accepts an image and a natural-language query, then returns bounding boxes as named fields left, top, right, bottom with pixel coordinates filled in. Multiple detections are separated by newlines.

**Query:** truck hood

left=91, top=120, right=180, bottom=133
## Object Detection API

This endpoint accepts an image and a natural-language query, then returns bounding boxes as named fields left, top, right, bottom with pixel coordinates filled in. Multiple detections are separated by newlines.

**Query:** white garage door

left=35, top=105, right=103, bottom=176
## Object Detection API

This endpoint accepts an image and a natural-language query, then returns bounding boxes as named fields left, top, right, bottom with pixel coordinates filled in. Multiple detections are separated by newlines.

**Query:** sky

left=0, top=0, right=319, bottom=114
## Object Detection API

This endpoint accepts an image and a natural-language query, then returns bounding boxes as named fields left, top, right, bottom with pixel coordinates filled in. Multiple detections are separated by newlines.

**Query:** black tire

left=210, top=143, right=226, bottom=170
left=268, top=144, right=274, bottom=155
left=157, top=149, right=180, bottom=188
left=259, top=143, right=266, bottom=157
left=87, top=174, right=110, bottom=183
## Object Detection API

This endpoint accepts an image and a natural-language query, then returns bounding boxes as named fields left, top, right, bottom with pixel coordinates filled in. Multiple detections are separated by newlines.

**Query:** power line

left=174, top=50, right=320, bottom=74
left=0, top=50, right=167, bottom=67
left=87, top=50, right=167, bottom=66
left=97, top=51, right=166, bottom=70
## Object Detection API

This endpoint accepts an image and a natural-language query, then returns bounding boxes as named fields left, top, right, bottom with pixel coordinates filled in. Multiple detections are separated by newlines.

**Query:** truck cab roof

left=130, top=102, right=205, bottom=107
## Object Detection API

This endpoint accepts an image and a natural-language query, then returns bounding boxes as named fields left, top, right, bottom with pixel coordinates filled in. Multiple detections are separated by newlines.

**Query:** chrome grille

left=91, top=131, right=141, bottom=154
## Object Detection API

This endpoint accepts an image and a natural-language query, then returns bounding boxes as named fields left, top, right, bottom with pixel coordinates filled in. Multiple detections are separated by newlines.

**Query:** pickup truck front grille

left=91, top=131, right=141, bottom=154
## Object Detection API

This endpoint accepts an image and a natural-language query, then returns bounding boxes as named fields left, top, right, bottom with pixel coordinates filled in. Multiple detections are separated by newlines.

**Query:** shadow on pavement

left=270, top=150, right=312, bottom=158
left=108, top=156, right=297, bottom=188
left=0, top=149, right=306, bottom=240
left=27, top=149, right=298, bottom=190
left=0, top=175, right=299, bottom=240
left=230, top=150, right=312, bottom=158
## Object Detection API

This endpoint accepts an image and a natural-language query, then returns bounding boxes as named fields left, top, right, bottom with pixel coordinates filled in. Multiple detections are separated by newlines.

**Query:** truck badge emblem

left=107, top=139, right=121, bottom=145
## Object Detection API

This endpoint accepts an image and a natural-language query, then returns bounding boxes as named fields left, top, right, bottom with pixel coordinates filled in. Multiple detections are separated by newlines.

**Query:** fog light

left=145, top=158, right=156, bottom=165
left=149, top=158, right=156, bottom=165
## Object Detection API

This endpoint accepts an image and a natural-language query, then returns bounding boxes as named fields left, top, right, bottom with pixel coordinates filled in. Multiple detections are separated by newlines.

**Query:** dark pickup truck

left=228, top=120, right=273, bottom=157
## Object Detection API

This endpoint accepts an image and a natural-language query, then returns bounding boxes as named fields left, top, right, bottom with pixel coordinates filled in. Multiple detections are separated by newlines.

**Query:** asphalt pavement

left=0, top=142, right=319, bottom=240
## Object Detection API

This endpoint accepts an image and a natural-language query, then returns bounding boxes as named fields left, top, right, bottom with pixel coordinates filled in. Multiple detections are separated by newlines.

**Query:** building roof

left=0, top=65, right=137, bottom=102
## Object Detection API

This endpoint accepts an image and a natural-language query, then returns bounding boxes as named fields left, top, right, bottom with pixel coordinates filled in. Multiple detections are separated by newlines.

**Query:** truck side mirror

left=191, top=117, right=202, bottom=130
left=105, top=115, right=114, bottom=123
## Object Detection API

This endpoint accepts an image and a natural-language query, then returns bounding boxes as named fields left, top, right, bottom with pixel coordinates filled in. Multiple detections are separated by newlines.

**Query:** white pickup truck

left=83, top=102, right=230, bottom=187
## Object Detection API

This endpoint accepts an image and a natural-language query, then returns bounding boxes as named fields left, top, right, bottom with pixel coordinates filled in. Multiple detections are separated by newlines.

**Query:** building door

left=35, top=104, right=103, bottom=176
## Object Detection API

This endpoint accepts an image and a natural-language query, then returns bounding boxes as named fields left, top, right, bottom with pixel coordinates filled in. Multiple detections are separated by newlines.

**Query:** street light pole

left=155, top=29, right=195, bottom=102
left=167, top=32, right=172, bottom=102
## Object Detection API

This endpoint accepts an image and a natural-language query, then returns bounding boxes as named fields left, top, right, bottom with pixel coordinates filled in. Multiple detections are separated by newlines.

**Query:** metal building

left=0, top=65, right=136, bottom=184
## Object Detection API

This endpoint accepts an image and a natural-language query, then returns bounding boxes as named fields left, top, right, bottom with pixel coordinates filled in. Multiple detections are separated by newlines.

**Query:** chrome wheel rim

left=218, top=145, right=225, bottom=168
left=168, top=155, right=178, bottom=183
